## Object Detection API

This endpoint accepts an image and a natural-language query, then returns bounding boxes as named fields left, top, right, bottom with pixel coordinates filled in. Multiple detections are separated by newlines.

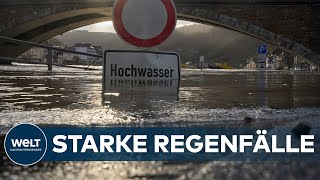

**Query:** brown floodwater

left=0, top=64, right=320, bottom=179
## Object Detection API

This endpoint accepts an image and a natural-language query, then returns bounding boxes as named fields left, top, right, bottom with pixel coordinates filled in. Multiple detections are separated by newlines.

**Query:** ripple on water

left=0, top=65, right=319, bottom=134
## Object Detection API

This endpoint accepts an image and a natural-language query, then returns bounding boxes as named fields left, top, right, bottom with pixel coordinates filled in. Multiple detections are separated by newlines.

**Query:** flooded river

left=0, top=64, right=320, bottom=179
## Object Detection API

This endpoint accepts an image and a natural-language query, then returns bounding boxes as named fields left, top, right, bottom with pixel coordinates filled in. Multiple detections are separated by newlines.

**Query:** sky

left=76, top=20, right=195, bottom=33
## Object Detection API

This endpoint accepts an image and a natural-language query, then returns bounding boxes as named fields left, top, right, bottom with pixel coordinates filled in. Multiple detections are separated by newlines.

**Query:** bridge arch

left=176, top=7, right=319, bottom=66
left=0, top=7, right=112, bottom=57
left=0, top=5, right=319, bottom=66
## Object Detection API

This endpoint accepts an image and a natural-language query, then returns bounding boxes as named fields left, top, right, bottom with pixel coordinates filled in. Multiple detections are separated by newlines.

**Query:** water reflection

left=103, top=79, right=179, bottom=119
left=257, top=71, right=267, bottom=107
left=0, top=66, right=102, bottom=111
left=179, top=70, right=320, bottom=109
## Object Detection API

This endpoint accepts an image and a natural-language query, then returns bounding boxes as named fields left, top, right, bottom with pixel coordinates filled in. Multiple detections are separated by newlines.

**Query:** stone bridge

left=0, top=0, right=319, bottom=66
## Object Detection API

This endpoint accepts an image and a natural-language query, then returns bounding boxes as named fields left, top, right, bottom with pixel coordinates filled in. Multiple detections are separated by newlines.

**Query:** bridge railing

left=0, top=36, right=103, bottom=71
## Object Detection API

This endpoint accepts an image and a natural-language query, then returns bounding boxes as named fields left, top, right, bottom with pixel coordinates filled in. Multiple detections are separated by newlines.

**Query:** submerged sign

left=103, top=50, right=180, bottom=80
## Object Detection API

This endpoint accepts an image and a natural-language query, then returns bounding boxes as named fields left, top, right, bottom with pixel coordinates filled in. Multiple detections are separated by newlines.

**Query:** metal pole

left=48, top=48, right=53, bottom=71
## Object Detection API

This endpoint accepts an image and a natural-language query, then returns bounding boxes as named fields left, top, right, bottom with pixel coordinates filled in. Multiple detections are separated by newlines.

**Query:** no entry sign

left=112, top=0, right=177, bottom=48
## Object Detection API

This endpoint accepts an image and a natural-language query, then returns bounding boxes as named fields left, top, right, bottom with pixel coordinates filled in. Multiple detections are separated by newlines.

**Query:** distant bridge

left=0, top=0, right=320, bottom=66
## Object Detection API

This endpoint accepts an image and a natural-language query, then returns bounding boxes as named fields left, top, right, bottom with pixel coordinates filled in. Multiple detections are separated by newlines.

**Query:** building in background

left=20, top=47, right=47, bottom=63
left=72, top=43, right=99, bottom=64
left=19, top=40, right=102, bottom=65
left=244, top=58, right=257, bottom=69
left=19, top=39, right=64, bottom=64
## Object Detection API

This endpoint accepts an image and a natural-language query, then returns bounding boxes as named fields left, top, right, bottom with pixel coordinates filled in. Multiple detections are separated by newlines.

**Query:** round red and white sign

left=112, top=0, right=177, bottom=48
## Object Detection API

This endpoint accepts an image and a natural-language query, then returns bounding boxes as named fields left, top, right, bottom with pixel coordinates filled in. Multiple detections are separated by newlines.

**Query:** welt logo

left=4, top=123, right=47, bottom=166
left=11, top=139, right=41, bottom=148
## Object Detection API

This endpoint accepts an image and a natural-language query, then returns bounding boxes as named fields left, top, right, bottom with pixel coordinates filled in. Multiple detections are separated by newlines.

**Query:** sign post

left=258, top=45, right=267, bottom=70
left=200, top=56, right=205, bottom=70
